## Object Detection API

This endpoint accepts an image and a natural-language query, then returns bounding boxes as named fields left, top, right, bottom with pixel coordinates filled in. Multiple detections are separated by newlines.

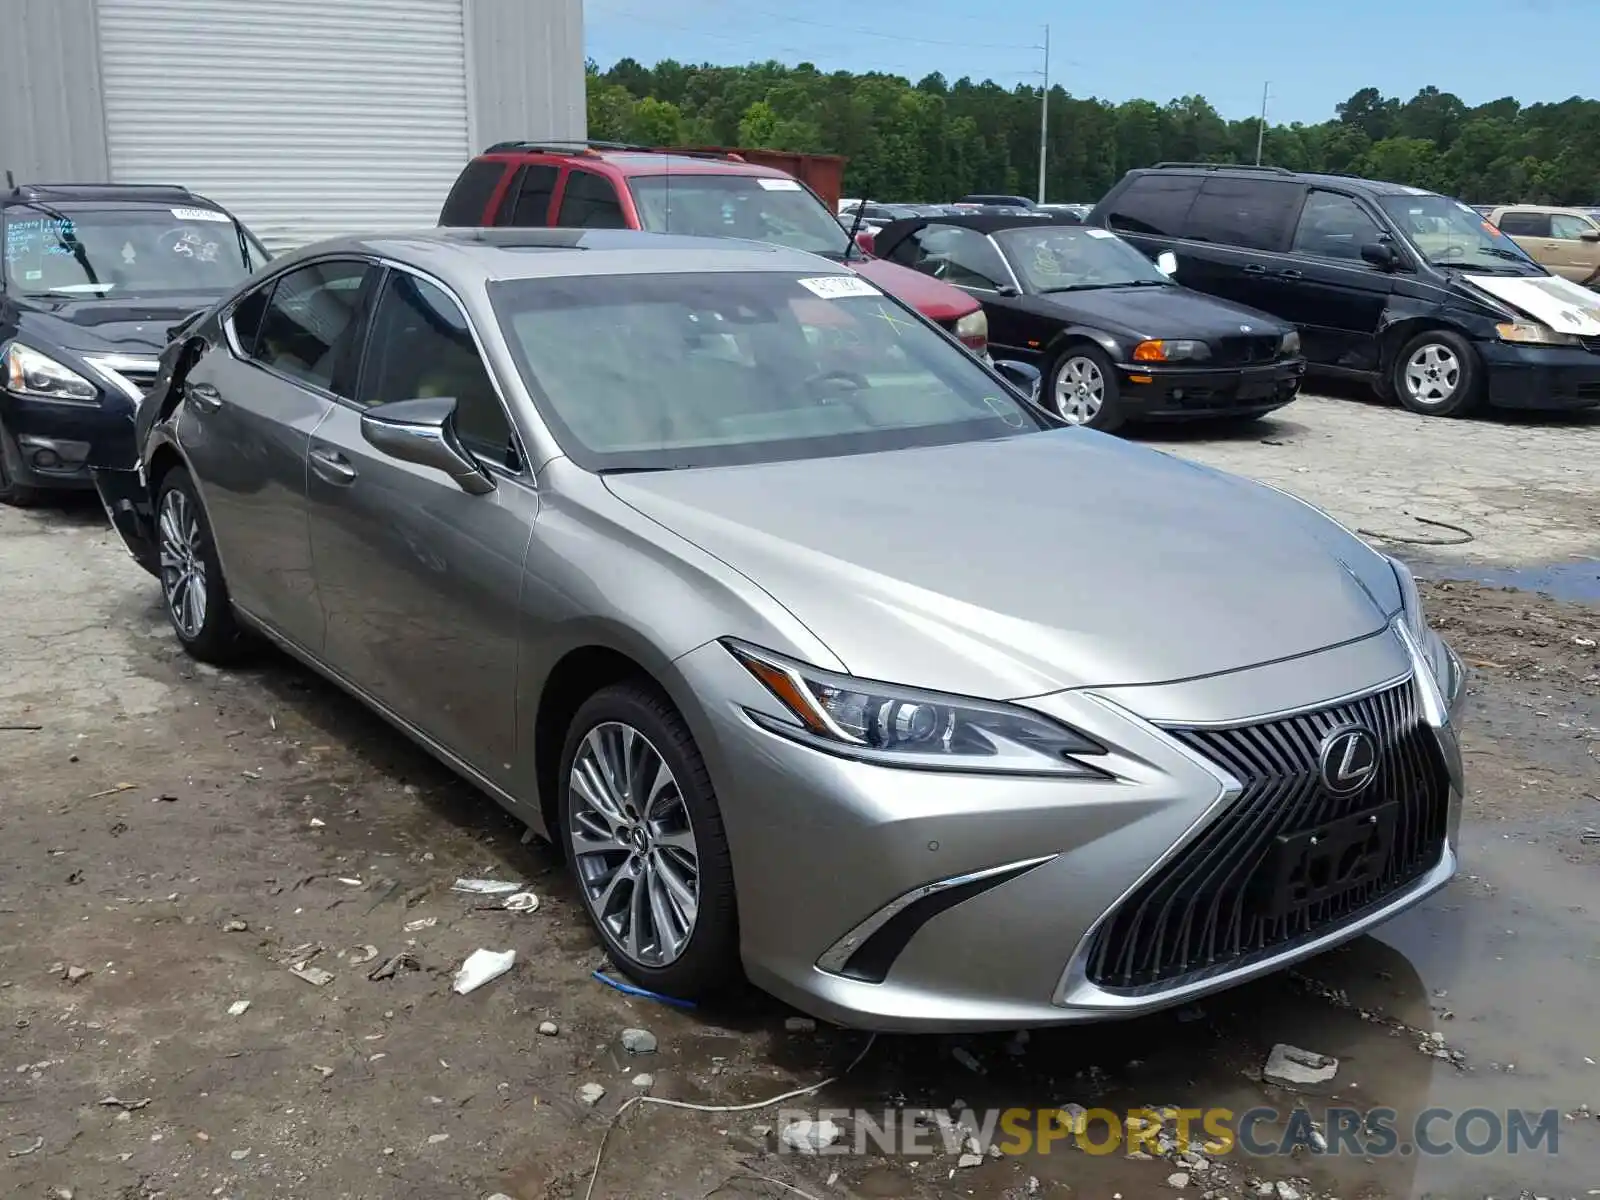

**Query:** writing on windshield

left=2, top=204, right=258, bottom=296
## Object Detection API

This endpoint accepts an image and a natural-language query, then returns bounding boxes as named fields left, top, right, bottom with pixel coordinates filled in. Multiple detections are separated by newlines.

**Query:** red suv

left=438, top=141, right=989, bottom=357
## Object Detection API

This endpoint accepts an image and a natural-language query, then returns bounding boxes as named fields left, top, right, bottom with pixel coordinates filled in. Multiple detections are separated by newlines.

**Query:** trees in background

left=587, top=60, right=1600, bottom=204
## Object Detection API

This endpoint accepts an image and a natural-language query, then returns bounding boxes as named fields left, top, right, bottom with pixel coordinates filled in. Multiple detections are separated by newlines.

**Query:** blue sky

left=584, top=0, right=1592, bottom=125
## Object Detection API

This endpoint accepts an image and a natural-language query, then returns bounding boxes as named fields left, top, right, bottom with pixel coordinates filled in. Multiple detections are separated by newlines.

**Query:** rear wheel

left=0, top=421, right=42, bottom=507
left=1393, top=329, right=1482, bottom=417
left=1047, top=344, right=1125, bottom=432
left=155, top=467, right=249, bottom=664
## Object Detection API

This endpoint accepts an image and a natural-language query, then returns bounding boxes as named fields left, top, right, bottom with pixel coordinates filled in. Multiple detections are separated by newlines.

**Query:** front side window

left=1291, top=191, right=1384, bottom=261
left=229, top=282, right=275, bottom=356
left=358, top=271, right=515, bottom=467
left=1183, top=177, right=1305, bottom=252
left=897, top=225, right=1011, bottom=290
left=254, top=260, right=370, bottom=393
left=2, top=202, right=265, bottom=296
left=1378, top=193, right=1541, bottom=272
left=1105, top=175, right=1202, bottom=237
left=556, top=170, right=626, bottom=229
left=490, top=271, right=1049, bottom=472
left=1551, top=213, right=1594, bottom=240
left=997, top=226, right=1170, bottom=292
left=628, top=174, right=849, bottom=257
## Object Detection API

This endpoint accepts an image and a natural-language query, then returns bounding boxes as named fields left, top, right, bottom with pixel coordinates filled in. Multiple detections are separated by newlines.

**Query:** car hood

left=13, top=293, right=227, bottom=355
left=1031, top=284, right=1289, bottom=341
left=849, top=256, right=979, bottom=322
left=605, top=430, right=1399, bottom=700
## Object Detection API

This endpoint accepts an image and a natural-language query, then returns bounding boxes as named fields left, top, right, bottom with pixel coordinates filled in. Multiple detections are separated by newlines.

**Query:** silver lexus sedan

left=99, top=228, right=1466, bottom=1031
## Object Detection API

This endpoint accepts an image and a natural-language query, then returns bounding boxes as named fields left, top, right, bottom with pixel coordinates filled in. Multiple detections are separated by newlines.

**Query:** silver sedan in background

left=100, top=228, right=1466, bottom=1031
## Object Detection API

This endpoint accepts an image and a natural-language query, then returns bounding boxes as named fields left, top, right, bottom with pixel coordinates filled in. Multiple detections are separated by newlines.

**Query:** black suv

left=1087, top=163, right=1600, bottom=416
left=1, top=183, right=268, bottom=505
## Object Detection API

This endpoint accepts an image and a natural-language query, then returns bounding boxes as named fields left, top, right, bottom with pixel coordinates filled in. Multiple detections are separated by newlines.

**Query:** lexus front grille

left=1084, top=679, right=1450, bottom=992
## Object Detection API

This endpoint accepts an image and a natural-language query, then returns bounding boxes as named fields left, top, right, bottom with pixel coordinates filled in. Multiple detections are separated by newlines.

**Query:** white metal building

left=1, top=0, right=586, bottom=250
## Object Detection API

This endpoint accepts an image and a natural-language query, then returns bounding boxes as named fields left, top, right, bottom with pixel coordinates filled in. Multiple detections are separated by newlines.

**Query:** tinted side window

left=1495, top=211, right=1549, bottom=237
left=556, top=170, right=627, bottom=229
left=439, top=160, right=506, bottom=226
left=229, top=283, right=274, bottom=356
left=503, top=165, right=560, bottom=227
left=358, top=271, right=516, bottom=468
left=1290, top=191, right=1383, bottom=261
left=1105, top=175, right=1202, bottom=236
left=255, top=260, right=370, bottom=393
left=1184, top=178, right=1304, bottom=251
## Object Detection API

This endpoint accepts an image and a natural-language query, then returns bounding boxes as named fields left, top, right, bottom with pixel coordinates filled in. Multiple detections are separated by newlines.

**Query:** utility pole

left=1254, top=81, right=1271, bottom=166
left=1037, top=24, right=1049, bottom=203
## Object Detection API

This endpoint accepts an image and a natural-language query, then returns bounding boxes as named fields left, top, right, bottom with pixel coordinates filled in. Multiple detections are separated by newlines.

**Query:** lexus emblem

left=1318, top=726, right=1379, bottom=796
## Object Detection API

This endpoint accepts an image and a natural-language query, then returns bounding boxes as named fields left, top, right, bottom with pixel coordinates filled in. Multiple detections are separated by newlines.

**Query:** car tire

left=0, top=421, right=42, bottom=508
left=1046, top=343, right=1125, bottom=432
left=1393, top=329, right=1482, bottom=417
left=558, top=681, right=739, bottom=1000
left=154, top=466, right=249, bottom=664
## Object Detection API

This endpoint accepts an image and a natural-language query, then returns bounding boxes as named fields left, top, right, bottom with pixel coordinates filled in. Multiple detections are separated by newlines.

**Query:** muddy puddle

left=1415, top=558, right=1600, bottom=607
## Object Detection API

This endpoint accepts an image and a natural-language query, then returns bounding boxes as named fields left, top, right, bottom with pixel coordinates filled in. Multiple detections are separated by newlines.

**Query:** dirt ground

left=2, top=392, right=1597, bottom=1200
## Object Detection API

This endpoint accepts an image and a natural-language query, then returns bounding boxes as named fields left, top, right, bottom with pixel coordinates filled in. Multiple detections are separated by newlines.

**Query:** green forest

left=587, top=59, right=1600, bottom=206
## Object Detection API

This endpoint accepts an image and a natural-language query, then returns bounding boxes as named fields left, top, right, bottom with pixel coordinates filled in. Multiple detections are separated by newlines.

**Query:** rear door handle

left=1278, top=269, right=1304, bottom=280
left=308, top=446, right=358, bottom=486
left=186, top=382, right=222, bottom=412
left=1243, top=264, right=1268, bottom=275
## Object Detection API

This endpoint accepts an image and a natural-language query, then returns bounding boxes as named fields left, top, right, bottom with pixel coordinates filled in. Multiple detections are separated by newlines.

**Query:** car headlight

left=1280, top=329, right=1302, bottom=356
left=725, top=640, right=1107, bottom=776
left=954, top=308, right=988, bottom=351
left=1389, top=557, right=1465, bottom=721
left=3, top=343, right=99, bottom=404
left=1132, top=338, right=1209, bottom=362
left=1495, top=322, right=1580, bottom=346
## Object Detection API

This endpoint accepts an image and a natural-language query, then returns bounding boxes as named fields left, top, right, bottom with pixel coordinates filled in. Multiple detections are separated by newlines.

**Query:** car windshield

left=997, top=225, right=1171, bottom=292
left=628, top=175, right=849, bottom=258
left=1, top=202, right=267, bottom=297
left=1376, top=193, right=1542, bottom=272
left=490, top=270, right=1049, bottom=472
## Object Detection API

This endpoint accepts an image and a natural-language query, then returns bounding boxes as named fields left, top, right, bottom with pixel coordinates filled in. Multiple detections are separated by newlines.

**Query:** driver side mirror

left=1155, top=250, right=1178, bottom=277
left=1580, top=229, right=1600, bottom=243
left=1360, top=241, right=1402, bottom=270
left=992, top=359, right=1042, bottom=401
left=854, top=230, right=876, bottom=255
left=360, top=395, right=496, bottom=495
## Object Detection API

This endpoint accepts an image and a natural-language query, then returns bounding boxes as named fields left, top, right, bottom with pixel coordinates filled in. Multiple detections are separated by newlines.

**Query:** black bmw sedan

left=874, top=212, right=1306, bottom=431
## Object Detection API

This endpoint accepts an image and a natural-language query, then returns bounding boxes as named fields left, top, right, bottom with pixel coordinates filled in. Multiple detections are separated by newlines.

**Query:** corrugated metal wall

left=0, top=0, right=111, bottom=183
left=466, top=0, right=587, bottom=152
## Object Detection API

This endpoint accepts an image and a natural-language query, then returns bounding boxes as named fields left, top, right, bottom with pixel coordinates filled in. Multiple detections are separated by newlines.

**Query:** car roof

left=5, top=182, right=214, bottom=206
left=277, top=227, right=845, bottom=288
left=1129, top=163, right=1436, bottom=198
left=1492, top=203, right=1591, bottom=215
left=477, top=143, right=792, bottom=180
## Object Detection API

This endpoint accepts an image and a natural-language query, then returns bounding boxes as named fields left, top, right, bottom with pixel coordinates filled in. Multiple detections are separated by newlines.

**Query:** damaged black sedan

left=875, top=212, right=1305, bottom=431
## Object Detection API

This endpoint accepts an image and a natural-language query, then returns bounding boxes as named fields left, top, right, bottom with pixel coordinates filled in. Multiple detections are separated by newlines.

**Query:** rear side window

left=556, top=170, right=627, bottom=229
left=1104, top=174, right=1202, bottom=236
left=501, top=165, right=560, bottom=227
left=254, top=260, right=371, bottom=394
left=438, top=160, right=506, bottom=226
left=1183, top=177, right=1305, bottom=252
left=1495, top=211, right=1550, bottom=237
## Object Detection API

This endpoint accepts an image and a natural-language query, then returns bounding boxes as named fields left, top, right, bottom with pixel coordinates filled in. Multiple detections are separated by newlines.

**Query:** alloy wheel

left=158, top=488, right=208, bottom=639
left=1053, top=355, right=1105, bottom=425
left=568, top=721, right=700, bottom=967
left=1403, top=343, right=1461, bottom=406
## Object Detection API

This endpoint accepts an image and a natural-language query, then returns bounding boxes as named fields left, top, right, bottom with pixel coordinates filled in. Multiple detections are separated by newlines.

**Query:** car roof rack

left=1148, top=162, right=1295, bottom=175
left=482, top=139, right=744, bottom=163
left=5, top=182, right=201, bottom=203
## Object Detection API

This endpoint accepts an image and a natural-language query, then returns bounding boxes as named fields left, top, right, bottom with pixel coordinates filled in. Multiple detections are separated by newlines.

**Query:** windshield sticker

left=1083, top=227, right=1115, bottom=239
left=756, top=178, right=803, bottom=191
left=5, top=216, right=77, bottom=263
left=171, top=206, right=231, bottom=222
left=23, top=269, right=42, bottom=281
left=798, top=275, right=880, bottom=299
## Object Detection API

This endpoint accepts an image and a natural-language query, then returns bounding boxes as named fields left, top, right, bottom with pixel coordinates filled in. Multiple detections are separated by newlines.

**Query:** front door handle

left=309, top=446, right=358, bottom=486
left=1278, top=268, right=1304, bottom=280
left=1243, top=263, right=1268, bottom=275
left=186, top=382, right=222, bottom=412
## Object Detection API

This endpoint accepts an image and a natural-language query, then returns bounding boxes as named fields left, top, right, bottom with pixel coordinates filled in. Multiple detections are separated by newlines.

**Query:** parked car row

left=85, top=218, right=1466, bottom=1031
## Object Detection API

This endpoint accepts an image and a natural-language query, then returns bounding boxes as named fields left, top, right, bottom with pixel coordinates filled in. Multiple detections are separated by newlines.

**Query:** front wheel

left=0, top=421, right=42, bottom=507
left=155, top=467, right=249, bottom=663
left=1393, top=330, right=1482, bottom=417
left=1047, top=344, right=1125, bottom=432
left=559, top=682, right=739, bottom=999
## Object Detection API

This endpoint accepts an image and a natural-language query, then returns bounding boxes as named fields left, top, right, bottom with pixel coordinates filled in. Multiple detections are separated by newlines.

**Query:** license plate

left=1253, top=801, right=1399, bottom=919
left=1236, top=379, right=1276, bottom=400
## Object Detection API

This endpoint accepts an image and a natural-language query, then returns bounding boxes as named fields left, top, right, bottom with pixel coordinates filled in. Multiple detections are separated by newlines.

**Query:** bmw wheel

left=559, top=682, right=738, bottom=998
left=1394, top=329, right=1482, bottom=417
left=155, top=467, right=249, bottom=663
left=1048, top=344, right=1124, bottom=432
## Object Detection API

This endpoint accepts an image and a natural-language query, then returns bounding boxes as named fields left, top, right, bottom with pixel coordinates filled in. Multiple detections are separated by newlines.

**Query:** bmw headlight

left=1133, top=338, right=1210, bottom=363
left=1389, top=557, right=1465, bottom=721
left=3, top=343, right=98, bottom=405
left=725, top=641, right=1107, bottom=776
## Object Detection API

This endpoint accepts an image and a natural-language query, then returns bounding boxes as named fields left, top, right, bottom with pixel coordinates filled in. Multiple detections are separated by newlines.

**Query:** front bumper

left=92, top=465, right=160, bottom=577
left=1117, top=357, right=1306, bottom=419
left=0, top=391, right=138, bottom=491
left=673, top=625, right=1462, bottom=1032
left=1479, top=340, right=1600, bottom=410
